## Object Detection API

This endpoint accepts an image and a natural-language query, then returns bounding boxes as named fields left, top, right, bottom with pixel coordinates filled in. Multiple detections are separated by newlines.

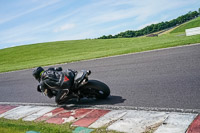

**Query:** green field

left=0, top=118, right=121, bottom=133
left=0, top=118, right=73, bottom=133
left=1, top=17, right=200, bottom=73
left=171, top=16, right=200, bottom=33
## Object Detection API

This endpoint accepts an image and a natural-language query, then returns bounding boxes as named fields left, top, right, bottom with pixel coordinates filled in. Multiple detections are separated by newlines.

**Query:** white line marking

left=107, top=110, right=168, bottom=133
left=23, top=106, right=56, bottom=121
left=0, top=102, right=199, bottom=113
left=0, top=106, right=23, bottom=118
left=154, top=113, right=197, bottom=133
left=0, top=102, right=57, bottom=107
left=1, top=106, right=43, bottom=120
left=89, top=110, right=127, bottom=128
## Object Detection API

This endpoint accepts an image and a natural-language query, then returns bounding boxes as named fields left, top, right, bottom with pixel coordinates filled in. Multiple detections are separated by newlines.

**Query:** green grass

left=170, top=16, right=200, bottom=33
left=0, top=118, right=73, bottom=133
left=91, top=126, right=122, bottom=133
left=1, top=32, right=200, bottom=73
left=0, top=118, right=121, bottom=133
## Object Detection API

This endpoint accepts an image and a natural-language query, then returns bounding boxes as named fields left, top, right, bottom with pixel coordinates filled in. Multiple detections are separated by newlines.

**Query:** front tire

left=80, top=80, right=110, bottom=99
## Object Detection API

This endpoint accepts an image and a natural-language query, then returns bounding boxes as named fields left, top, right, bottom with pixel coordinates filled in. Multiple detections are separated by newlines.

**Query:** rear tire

left=80, top=80, right=110, bottom=99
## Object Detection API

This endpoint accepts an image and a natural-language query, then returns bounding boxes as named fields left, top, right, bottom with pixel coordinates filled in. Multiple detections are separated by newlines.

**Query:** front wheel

left=80, top=80, right=110, bottom=99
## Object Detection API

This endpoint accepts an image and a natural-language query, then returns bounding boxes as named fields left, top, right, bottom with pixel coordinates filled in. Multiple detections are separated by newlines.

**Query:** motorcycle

left=51, top=70, right=110, bottom=102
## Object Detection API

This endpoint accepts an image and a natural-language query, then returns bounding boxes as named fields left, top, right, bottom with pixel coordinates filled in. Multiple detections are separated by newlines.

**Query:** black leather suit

left=38, top=67, right=76, bottom=104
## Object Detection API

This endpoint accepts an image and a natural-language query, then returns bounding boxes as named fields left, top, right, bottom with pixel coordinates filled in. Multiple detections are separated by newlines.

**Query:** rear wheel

left=80, top=80, right=110, bottom=99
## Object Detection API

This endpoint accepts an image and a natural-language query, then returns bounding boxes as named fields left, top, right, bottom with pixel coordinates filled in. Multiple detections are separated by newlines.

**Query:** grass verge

left=0, top=118, right=122, bottom=133
left=170, top=17, right=200, bottom=33
left=91, top=127, right=122, bottom=133
left=0, top=118, right=73, bottom=133
left=1, top=32, right=200, bottom=73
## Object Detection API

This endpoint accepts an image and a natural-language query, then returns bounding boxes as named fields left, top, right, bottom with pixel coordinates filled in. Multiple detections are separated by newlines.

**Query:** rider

left=32, top=66, right=77, bottom=105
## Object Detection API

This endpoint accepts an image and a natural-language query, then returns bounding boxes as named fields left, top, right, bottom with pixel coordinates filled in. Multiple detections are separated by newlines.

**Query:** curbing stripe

left=0, top=105, right=17, bottom=114
left=0, top=106, right=22, bottom=118
left=46, top=108, right=93, bottom=124
left=186, top=115, right=200, bottom=133
left=154, top=113, right=197, bottom=133
left=23, top=106, right=56, bottom=121
left=72, top=109, right=110, bottom=127
left=36, top=107, right=65, bottom=121
left=0, top=102, right=199, bottom=113
left=45, top=109, right=72, bottom=124
left=2, top=106, right=45, bottom=120
left=107, top=110, right=168, bottom=133
left=89, top=110, right=127, bottom=128
left=0, top=104, right=199, bottom=133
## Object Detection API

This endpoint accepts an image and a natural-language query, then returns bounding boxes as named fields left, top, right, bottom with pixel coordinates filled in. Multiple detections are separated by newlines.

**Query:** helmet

left=32, top=67, right=44, bottom=81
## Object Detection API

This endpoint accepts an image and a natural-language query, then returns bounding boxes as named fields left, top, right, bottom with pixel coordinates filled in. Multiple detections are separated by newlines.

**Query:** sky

left=0, top=0, right=199, bottom=49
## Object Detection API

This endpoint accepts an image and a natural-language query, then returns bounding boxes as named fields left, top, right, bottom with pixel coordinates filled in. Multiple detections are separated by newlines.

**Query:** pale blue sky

left=0, top=0, right=199, bottom=49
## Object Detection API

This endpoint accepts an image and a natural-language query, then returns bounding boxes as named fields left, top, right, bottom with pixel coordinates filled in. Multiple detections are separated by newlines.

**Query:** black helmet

left=32, top=67, right=44, bottom=82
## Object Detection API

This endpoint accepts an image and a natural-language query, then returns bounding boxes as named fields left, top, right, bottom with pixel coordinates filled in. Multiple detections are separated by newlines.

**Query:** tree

left=97, top=9, right=200, bottom=39
left=107, top=35, right=113, bottom=39
left=199, top=8, right=200, bottom=15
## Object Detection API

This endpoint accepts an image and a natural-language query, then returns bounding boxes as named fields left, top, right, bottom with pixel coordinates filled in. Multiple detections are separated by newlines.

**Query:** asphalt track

left=0, top=44, right=200, bottom=111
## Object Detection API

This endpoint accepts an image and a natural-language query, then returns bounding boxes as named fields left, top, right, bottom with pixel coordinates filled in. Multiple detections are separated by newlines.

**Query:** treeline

left=98, top=9, right=200, bottom=39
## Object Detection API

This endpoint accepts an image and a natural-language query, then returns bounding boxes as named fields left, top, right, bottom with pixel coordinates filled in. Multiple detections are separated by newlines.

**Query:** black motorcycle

left=52, top=70, right=110, bottom=102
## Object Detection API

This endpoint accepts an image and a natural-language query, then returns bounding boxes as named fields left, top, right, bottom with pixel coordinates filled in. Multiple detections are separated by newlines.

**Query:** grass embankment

left=170, top=16, right=200, bottom=33
left=1, top=16, right=200, bottom=73
left=0, top=118, right=121, bottom=133
left=1, top=33, right=200, bottom=73
left=0, top=118, right=73, bottom=133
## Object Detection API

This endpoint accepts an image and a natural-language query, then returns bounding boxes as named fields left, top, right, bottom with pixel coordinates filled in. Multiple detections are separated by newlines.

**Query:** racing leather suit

left=38, top=67, right=76, bottom=104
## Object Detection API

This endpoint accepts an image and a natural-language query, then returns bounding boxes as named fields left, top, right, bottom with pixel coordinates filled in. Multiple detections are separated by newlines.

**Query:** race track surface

left=0, top=44, right=200, bottom=110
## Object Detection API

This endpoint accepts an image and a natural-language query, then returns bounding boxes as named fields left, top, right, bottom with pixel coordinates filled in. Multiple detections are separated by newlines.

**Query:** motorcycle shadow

left=61, top=95, right=126, bottom=108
